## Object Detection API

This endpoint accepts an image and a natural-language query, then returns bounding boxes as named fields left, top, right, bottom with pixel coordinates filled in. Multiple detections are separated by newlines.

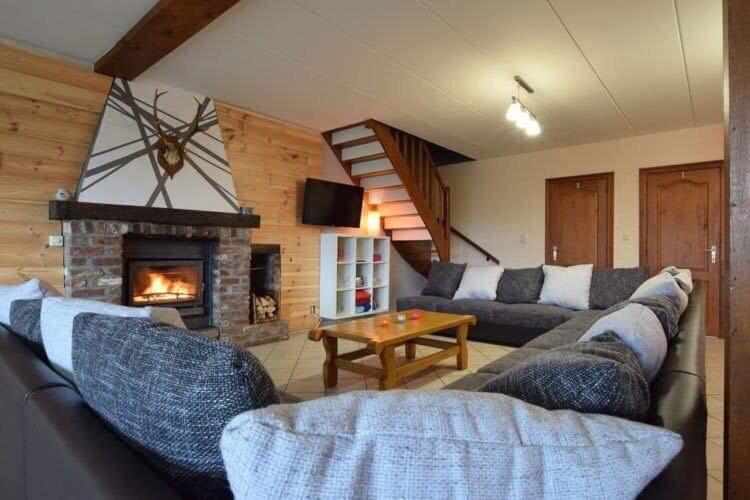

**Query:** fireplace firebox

left=123, top=236, right=215, bottom=329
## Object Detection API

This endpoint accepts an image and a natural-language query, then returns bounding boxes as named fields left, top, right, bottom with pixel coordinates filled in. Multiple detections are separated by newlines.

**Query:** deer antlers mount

left=152, top=89, right=206, bottom=178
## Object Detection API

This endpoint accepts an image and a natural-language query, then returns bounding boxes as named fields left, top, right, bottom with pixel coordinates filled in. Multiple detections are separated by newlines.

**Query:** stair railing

left=367, top=120, right=450, bottom=261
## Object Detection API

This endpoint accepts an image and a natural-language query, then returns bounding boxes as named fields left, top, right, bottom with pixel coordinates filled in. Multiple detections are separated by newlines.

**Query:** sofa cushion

left=478, top=347, right=548, bottom=375
left=9, top=299, right=45, bottom=358
left=72, top=314, right=279, bottom=500
left=484, top=331, right=650, bottom=420
left=524, top=310, right=603, bottom=350
left=396, top=295, right=452, bottom=312
left=495, top=266, right=544, bottom=304
left=421, top=261, right=466, bottom=299
left=589, top=267, right=649, bottom=310
left=436, top=300, right=575, bottom=331
left=220, top=390, right=681, bottom=500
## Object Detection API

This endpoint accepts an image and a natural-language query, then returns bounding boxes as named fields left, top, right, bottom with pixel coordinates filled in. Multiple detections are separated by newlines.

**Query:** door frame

left=638, top=159, right=727, bottom=338
left=545, top=172, right=614, bottom=268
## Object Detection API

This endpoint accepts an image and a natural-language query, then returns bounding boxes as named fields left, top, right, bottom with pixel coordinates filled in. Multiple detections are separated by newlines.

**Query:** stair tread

left=349, top=152, right=387, bottom=164
left=353, top=168, right=395, bottom=179
left=334, top=135, right=378, bottom=149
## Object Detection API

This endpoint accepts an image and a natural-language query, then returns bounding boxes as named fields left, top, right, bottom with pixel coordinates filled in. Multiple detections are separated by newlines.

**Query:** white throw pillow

left=221, top=390, right=682, bottom=499
left=538, top=264, right=593, bottom=310
left=631, top=273, right=688, bottom=314
left=453, top=265, right=504, bottom=300
left=0, top=279, right=58, bottom=326
left=41, top=297, right=186, bottom=382
left=579, top=303, right=667, bottom=382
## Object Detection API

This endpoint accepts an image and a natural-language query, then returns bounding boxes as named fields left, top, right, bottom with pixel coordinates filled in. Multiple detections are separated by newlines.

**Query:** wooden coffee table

left=308, top=310, right=477, bottom=390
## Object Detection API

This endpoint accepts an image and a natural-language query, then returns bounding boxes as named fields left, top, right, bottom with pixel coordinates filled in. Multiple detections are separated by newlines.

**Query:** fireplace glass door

left=128, top=260, right=204, bottom=307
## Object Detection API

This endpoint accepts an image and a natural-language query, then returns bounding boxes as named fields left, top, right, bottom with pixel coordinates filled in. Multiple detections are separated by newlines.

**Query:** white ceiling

left=0, top=0, right=723, bottom=159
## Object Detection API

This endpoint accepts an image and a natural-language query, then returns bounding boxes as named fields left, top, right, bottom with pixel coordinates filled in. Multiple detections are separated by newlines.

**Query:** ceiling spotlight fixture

left=505, top=75, right=542, bottom=137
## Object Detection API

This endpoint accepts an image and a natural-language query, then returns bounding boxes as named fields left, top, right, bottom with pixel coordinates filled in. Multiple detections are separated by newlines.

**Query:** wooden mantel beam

left=95, top=0, right=240, bottom=80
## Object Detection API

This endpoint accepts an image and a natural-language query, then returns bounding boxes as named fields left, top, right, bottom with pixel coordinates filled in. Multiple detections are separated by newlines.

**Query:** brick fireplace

left=50, top=201, right=288, bottom=347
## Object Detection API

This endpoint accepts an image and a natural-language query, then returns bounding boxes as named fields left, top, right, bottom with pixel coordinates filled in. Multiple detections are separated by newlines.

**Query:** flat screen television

left=302, top=178, right=364, bottom=228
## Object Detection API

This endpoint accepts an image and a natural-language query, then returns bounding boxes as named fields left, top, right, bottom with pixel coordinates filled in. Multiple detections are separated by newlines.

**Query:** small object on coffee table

left=409, top=311, right=421, bottom=320
left=309, top=310, right=476, bottom=390
left=396, top=313, right=407, bottom=323
left=378, top=318, right=390, bottom=327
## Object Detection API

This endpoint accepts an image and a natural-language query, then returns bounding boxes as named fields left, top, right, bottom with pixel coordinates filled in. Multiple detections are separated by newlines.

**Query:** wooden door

left=546, top=173, right=614, bottom=268
left=640, top=161, right=724, bottom=337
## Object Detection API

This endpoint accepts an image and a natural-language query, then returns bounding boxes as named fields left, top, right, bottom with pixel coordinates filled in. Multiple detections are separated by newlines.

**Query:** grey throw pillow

left=72, top=314, right=279, bottom=500
left=221, top=390, right=682, bottom=500
left=421, top=261, right=466, bottom=299
left=599, top=295, right=681, bottom=342
left=484, top=331, right=650, bottom=421
left=496, top=266, right=544, bottom=304
left=589, top=267, right=650, bottom=310
left=9, top=299, right=45, bottom=358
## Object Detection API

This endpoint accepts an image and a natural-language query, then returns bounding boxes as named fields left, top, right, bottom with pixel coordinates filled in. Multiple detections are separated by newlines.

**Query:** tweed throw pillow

left=9, top=299, right=45, bottom=358
left=589, top=267, right=649, bottom=309
left=578, top=304, right=667, bottom=382
left=484, top=332, right=650, bottom=420
left=421, top=261, right=466, bottom=298
left=496, top=266, right=545, bottom=304
left=72, top=314, right=279, bottom=500
left=221, top=390, right=681, bottom=499
left=0, top=278, right=56, bottom=326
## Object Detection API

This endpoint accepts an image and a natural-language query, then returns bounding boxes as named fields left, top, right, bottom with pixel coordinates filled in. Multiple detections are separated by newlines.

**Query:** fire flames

left=133, top=272, right=197, bottom=304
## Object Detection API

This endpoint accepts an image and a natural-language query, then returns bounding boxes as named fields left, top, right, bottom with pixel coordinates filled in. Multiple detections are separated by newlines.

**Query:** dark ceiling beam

left=95, top=0, right=240, bottom=80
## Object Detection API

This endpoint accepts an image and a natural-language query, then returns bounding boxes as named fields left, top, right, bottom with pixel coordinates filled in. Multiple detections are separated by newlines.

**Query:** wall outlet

left=48, top=235, right=64, bottom=247
left=622, top=233, right=632, bottom=241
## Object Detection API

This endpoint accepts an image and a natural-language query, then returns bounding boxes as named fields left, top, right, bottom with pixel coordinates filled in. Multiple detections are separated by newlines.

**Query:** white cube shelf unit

left=320, top=233, right=390, bottom=319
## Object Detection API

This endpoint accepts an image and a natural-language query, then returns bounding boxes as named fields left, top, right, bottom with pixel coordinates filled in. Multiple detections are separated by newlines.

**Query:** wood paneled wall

left=216, top=104, right=322, bottom=333
left=0, top=43, right=323, bottom=333
left=0, top=44, right=111, bottom=289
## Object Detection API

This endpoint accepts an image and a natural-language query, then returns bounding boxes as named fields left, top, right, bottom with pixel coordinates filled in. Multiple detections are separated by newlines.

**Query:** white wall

left=442, top=124, right=724, bottom=268
left=321, top=146, right=426, bottom=305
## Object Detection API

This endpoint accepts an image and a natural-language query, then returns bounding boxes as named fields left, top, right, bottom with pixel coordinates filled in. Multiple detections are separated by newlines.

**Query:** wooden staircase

left=323, top=120, right=450, bottom=276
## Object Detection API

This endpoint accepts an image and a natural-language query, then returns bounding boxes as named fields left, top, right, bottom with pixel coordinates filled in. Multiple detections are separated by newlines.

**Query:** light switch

left=520, top=233, right=527, bottom=244
left=622, top=233, right=632, bottom=241
left=48, top=235, right=64, bottom=247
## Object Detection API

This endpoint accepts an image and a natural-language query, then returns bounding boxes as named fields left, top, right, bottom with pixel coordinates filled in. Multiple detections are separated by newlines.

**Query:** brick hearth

left=60, top=219, right=287, bottom=346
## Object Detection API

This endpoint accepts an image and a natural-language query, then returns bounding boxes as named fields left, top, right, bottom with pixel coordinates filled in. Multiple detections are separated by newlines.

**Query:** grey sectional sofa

left=397, top=266, right=650, bottom=346
left=441, top=282, right=707, bottom=500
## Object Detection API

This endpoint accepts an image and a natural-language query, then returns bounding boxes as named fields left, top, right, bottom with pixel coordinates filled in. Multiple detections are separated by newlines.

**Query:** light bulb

left=505, top=99, right=522, bottom=121
left=516, top=108, right=531, bottom=129
left=526, top=119, right=541, bottom=136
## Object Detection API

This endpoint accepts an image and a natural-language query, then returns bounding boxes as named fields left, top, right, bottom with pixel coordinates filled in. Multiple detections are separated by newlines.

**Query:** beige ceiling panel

left=221, top=0, right=498, bottom=153
left=675, top=0, right=723, bottom=125
left=549, top=0, right=694, bottom=134
left=144, top=23, right=484, bottom=158
left=0, top=0, right=159, bottom=63
left=422, top=0, right=635, bottom=143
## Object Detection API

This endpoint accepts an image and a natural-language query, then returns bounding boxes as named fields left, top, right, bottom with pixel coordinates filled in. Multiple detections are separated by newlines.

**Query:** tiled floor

left=248, top=333, right=725, bottom=499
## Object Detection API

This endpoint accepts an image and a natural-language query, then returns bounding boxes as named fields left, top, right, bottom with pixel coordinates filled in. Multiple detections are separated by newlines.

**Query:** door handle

left=552, top=246, right=558, bottom=262
left=706, top=245, right=717, bottom=264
